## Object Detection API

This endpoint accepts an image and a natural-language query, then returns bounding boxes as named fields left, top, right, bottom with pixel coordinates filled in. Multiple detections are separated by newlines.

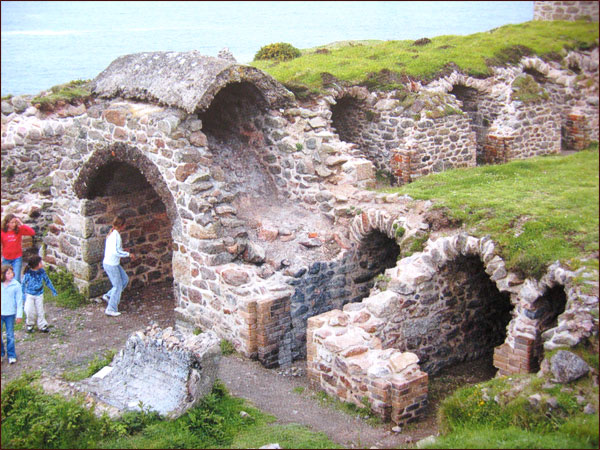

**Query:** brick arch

left=73, top=142, right=180, bottom=232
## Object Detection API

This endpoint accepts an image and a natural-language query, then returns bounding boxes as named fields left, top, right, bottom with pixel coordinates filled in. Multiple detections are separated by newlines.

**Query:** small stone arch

left=73, top=142, right=179, bottom=231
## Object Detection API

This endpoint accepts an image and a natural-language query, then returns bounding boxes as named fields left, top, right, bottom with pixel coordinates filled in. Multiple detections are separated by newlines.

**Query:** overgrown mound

left=254, top=42, right=301, bottom=62
left=31, top=79, right=91, bottom=112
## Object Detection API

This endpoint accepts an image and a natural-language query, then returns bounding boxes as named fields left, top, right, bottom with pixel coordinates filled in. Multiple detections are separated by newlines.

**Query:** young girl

left=21, top=255, right=57, bottom=333
left=1, top=265, right=23, bottom=364
left=102, top=216, right=135, bottom=317
left=1, top=213, right=36, bottom=283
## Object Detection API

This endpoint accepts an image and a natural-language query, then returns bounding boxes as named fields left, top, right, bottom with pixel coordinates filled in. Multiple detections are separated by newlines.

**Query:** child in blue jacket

left=21, top=255, right=57, bottom=333
left=1, top=264, right=23, bottom=363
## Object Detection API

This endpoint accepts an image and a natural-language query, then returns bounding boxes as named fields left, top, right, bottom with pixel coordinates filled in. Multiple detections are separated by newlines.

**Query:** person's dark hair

left=1, top=264, right=14, bottom=282
left=112, top=215, right=126, bottom=230
left=1, top=213, right=18, bottom=233
left=26, top=255, right=42, bottom=273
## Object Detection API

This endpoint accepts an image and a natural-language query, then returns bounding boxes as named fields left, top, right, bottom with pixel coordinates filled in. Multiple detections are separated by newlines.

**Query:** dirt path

left=1, top=283, right=494, bottom=449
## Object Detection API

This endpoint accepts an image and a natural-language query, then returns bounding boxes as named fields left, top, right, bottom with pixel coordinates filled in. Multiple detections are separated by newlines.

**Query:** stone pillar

left=256, top=292, right=292, bottom=368
left=390, top=373, right=429, bottom=425
left=565, top=113, right=590, bottom=151
left=391, top=149, right=413, bottom=185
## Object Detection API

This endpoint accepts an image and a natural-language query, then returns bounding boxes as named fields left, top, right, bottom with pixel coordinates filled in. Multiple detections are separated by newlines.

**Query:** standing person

left=102, top=216, right=135, bottom=317
left=21, top=255, right=57, bottom=333
left=1, top=214, right=36, bottom=283
left=1, top=265, right=23, bottom=364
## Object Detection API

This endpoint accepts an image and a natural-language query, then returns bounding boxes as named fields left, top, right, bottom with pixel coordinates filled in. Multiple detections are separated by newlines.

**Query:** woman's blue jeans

left=2, top=256, right=23, bottom=283
left=103, top=263, right=129, bottom=313
left=1, top=315, right=17, bottom=359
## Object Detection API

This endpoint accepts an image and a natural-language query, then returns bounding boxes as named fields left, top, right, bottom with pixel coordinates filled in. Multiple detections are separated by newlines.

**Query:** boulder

left=550, top=350, right=590, bottom=383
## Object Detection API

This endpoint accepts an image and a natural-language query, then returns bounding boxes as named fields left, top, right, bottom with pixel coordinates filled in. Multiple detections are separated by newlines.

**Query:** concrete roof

left=91, top=51, right=294, bottom=113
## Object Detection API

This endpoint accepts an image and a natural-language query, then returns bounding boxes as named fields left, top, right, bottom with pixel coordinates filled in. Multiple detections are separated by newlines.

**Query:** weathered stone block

left=82, top=238, right=105, bottom=264
left=77, top=327, right=221, bottom=418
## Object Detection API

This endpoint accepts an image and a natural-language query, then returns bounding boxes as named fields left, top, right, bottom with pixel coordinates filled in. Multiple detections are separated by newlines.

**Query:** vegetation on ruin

left=251, top=21, right=599, bottom=94
left=31, top=79, right=91, bottom=110
left=511, top=74, right=550, bottom=104
left=1, top=375, right=339, bottom=449
left=382, top=143, right=599, bottom=280
left=44, top=268, right=87, bottom=309
left=425, top=339, right=599, bottom=449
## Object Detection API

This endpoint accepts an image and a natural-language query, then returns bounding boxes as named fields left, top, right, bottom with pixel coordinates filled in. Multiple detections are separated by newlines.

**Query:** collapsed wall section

left=308, top=230, right=598, bottom=425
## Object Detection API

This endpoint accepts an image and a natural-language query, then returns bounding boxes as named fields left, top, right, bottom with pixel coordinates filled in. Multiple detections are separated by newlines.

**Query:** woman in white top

left=102, top=216, right=135, bottom=317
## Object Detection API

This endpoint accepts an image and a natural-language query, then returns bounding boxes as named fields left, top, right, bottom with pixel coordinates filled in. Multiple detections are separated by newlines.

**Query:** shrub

left=45, top=267, right=86, bottom=309
left=1, top=372, right=115, bottom=449
left=254, top=42, right=301, bottom=62
left=2, top=166, right=16, bottom=181
left=220, top=339, right=236, bottom=355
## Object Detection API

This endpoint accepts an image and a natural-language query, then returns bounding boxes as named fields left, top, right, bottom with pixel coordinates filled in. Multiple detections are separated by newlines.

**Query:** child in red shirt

left=1, top=214, right=35, bottom=283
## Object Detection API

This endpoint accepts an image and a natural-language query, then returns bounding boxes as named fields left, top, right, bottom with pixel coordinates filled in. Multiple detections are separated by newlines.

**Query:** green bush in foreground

left=1, top=375, right=339, bottom=449
left=1, top=372, right=114, bottom=449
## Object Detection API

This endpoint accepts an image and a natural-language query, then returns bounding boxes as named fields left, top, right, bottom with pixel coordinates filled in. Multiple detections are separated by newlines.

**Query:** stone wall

left=390, top=114, right=477, bottom=184
left=308, top=224, right=599, bottom=425
left=286, top=231, right=400, bottom=361
left=534, top=1, right=599, bottom=21
left=483, top=103, right=561, bottom=163
left=307, top=309, right=429, bottom=425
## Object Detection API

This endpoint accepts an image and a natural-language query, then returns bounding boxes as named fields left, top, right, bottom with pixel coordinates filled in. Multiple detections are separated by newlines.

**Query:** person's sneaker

left=8, top=358, right=16, bottom=364
left=105, top=310, right=121, bottom=317
left=40, top=326, right=50, bottom=333
left=26, top=326, right=34, bottom=333
left=102, top=294, right=110, bottom=302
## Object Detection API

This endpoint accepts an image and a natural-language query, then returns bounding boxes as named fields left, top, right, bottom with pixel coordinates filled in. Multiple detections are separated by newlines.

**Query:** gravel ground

left=1, top=282, right=495, bottom=448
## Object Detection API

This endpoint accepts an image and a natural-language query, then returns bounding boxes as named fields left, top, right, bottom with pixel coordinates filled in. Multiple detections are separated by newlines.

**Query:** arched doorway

left=72, top=144, right=177, bottom=300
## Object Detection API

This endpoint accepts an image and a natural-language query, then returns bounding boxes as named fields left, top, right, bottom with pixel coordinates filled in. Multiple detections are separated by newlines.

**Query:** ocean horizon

left=1, top=1, right=533, bottom=96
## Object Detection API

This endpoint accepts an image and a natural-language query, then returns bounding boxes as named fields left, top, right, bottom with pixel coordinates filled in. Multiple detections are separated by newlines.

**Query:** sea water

left=1, top=1, right=533, bottom=96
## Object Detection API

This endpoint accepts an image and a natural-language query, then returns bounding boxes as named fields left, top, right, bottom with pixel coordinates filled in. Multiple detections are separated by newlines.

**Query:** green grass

left=62, top=349, right=117, bottom=382
left=426, top=352, right=599, bottom=449
left=220, top=339, right=236, bottom=355
left=251, top=21, right=598, bottom=93
left=31, top=79, right=91, bottom=110
left=1, top=375, right=340, bottom=449
left=381, top=144, right=599, bottom=279
left=312, top=390, right=381, bottom=426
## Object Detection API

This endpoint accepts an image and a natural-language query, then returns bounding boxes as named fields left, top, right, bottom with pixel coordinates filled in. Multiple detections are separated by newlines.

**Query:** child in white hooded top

left=102, top=216, right=135, bottom=317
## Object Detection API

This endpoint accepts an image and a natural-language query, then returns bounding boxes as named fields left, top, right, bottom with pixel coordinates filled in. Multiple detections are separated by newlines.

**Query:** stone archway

left=71, top=143, right=178, bottom=299
left=331, top=95, right=369, bottom=146
left=449, top=83, right=491, bottom=165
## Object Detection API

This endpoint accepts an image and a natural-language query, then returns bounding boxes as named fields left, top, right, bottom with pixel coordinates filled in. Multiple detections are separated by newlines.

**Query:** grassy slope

left=382, top=146, right=599, bottom=279
left=251, top=21, right=599, bottom=91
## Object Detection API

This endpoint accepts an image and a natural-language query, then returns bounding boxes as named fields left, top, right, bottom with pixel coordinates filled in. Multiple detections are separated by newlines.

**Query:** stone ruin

left=1, top=47, right=598, bottom=425
left=79, top=326, right=221, bottom=418
left=40, top=326, right=221, bottom=418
